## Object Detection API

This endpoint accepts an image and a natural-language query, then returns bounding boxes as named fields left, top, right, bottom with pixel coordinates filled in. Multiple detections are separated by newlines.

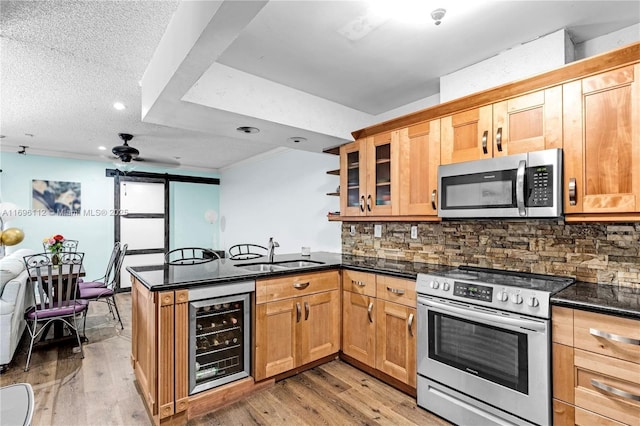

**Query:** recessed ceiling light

left=113, top=102, right=126, bottom=110
left=288, top=137, right=307, bottom=143
left=236, top=126, right=260, bottom=134
left=98, top=146, right=107, bottom=151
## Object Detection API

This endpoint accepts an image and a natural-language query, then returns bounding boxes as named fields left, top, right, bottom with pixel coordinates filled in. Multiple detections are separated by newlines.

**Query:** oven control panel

left=453, top=282, right=492, bottom=302
left=416, top=273, right=555, bottom=319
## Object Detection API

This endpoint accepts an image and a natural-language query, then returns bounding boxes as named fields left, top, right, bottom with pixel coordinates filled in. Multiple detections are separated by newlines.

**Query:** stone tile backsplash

left=342, top=221, right=640, bottom=288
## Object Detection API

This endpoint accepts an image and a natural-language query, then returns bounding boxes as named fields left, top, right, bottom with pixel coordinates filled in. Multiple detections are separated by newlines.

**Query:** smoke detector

left=431, top=8, right=446, bottom=25
left=236, top=126, right=260, bottom=134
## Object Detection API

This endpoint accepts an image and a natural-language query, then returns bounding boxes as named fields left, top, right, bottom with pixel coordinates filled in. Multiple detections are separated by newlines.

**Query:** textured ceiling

left=1, top=1, right=639, bottom=172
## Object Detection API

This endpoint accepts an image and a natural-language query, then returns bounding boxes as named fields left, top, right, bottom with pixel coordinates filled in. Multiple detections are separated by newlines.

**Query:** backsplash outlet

left=342, top=220, right=640, bottom=288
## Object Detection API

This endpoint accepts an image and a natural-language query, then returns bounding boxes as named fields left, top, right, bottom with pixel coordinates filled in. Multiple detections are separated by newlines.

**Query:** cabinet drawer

left=256, top=270, right=339, bottom=304
left=342, top=270, right=377, bottom=296
left=574, top=310, right=640, bottom=364
left=575, top=407, right=627, bottom=426
left=376, top=275, right=416, bottom=308
left=574, top=349, right=640, bottom=425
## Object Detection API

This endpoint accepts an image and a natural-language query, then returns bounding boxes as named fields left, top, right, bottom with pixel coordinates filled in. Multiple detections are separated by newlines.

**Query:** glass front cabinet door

left=340, top=133, right=397, bottom=217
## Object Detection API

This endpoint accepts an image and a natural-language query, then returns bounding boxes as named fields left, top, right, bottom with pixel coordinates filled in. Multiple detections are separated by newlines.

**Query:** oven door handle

left=418, top=298, right=547, bottom=332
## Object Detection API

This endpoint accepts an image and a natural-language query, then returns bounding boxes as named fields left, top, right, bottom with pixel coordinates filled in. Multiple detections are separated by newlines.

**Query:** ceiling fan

left=112, top=133, right=139, bottom=162
left=110, top=133, right=180, bottom=168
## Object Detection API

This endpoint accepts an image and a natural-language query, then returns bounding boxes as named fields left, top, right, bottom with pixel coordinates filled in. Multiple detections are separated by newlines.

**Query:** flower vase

left=51, top=252, right=61, bottom=267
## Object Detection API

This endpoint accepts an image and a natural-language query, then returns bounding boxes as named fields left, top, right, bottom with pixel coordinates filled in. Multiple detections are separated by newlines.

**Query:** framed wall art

left=32, top=180, right=81, bottom=216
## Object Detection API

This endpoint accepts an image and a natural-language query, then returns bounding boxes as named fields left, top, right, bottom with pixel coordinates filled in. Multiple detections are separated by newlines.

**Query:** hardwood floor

left=0, top=293, right=451, bottom=426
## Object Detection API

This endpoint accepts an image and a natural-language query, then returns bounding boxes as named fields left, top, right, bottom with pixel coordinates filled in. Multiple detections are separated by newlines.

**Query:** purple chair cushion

left=25, top=301, right=88, bottom=320
left=79, top=286, right=114, bottom=299
left=78, top=280, right=106, bottom=289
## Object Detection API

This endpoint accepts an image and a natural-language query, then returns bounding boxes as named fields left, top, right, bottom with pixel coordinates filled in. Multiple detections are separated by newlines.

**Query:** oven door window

left=428, top=311, right=528, bottom=394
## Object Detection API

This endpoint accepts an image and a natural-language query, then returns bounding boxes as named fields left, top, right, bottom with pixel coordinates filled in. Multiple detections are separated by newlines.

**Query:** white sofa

left=0, top=248, right=36, bottom=370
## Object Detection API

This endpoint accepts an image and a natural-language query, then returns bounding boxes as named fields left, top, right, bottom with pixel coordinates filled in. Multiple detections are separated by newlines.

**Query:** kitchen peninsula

left=128, top=254, right=640, bottom=426
left=128, top=252, right=445, bottom=426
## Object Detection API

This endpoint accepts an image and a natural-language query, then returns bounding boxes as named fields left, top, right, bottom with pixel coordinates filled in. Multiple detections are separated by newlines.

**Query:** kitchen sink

left=234, top=259, right=325, bottom=271
left=236, top=263, right=288, bottom=272
left=274, top=260, right=325, bottom=268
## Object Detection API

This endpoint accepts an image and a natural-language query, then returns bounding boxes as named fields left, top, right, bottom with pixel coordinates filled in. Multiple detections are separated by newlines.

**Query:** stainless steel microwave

left=438, top=148, right=562, bottom=218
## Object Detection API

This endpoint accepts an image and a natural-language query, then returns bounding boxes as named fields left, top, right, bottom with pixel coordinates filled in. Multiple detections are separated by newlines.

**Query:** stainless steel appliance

left=416, top=267, right=574, bottom=426
left=188, top=280, right=254, bottom=395
left=438, top=148, right=562, bottom=218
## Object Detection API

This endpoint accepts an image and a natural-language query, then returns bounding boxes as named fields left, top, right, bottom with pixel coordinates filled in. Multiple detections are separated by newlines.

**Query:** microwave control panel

left=526, top=165, right=553, bottom=207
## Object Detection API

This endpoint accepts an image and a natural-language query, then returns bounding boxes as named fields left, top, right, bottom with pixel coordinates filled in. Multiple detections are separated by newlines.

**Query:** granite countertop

left=127, top=252, right=640, bottom=320
left=127, top=251, right=448, bottom=291
left=551, top=281, right=640, bottom=320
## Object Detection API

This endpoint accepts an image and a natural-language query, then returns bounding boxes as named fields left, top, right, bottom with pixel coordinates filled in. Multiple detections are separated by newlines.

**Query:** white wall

left=440, top=29, right=574, bottom=102
left=575, top=23, right=640, bottom=59
left=219, top=148, right=341, bottom=255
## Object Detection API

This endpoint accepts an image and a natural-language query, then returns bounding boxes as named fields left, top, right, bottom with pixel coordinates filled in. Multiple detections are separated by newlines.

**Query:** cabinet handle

left=590, top=379, right=640, bottom=401
left=589, top=328, right=640, bottom=345
left=366, top=194, right=372, bottom=212
left=482, top=130, right=488, bottom=154
left=386, top=287, right=405, bottom=295
left=352, top=280, right=366, bottom=287
left=367, top=302, right=373, bottom=323
left=431, top=189, right=437, bottom=210
left=293, top=282, right=310, bottom=289
left=408, top=313, right=414, bottom=337
left=360, top=195, right=365, bottom=212
left=569, top=178, right=577, bottom=206
left=304, top=301, right=309, bottom=320
left=496, top=127, right=503, bottom=152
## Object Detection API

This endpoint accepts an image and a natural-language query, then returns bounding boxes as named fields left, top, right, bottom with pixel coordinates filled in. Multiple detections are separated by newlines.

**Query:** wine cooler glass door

left=189, top=292, right=251, bottom=395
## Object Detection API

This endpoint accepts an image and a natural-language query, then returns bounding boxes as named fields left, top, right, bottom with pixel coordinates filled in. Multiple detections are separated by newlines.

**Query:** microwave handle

left=516, top=160, right=526, bottom=216
left=481, top=131, right=488, bottom=155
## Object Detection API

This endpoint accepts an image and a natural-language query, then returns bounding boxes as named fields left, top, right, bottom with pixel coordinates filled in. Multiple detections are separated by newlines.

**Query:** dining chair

left=78, top=244, right=127, bottom=330
left=42, top=239, right=79, bottom=253
left=22, top=251, right=87, bottom=371
left=165, top=247, right=221, bottom=265
left=78, top=242, right=121, bottom=289
left=227, top=243, right=268, bottom=260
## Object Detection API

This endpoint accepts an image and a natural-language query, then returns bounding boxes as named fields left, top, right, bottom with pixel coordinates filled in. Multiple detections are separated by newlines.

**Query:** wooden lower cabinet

left=254, top=298, right=297, bottom=380
left=375, top=300, right=416, bottom=388
left=342, top=290, right=376, bottom=366
left=254, top=272, right=340, bottom=381
left=341, top=273, right=417, bottom=391
left=552, top=306, right=640, bottom=426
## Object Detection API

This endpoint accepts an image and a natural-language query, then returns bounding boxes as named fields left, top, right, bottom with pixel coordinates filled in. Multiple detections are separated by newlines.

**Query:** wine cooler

left=189, top=284, right=252, bottom=395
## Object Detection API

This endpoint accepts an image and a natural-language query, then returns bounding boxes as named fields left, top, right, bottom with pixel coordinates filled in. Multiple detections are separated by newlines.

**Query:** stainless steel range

left=416, top=266, right=574, bottom=426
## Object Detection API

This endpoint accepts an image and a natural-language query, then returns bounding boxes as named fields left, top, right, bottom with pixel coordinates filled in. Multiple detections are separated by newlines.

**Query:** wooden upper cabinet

left=441, top=87, right=563, bottom=164
left=441, top=105, right=493, bottom=164
left=398, top=120, right=441, bottom=215
left=492, top=86, right=563, bottom=156
left=340, top=139, right=366, bottom=216
left=340, top=133, right=398, bottom=217
left=563, top=64, right=640, bottom=215
left=366, top=132, right=398, bottom=216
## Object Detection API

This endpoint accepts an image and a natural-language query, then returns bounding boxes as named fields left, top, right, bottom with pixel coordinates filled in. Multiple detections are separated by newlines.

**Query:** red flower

left=53, top=234, right=64, bottom=241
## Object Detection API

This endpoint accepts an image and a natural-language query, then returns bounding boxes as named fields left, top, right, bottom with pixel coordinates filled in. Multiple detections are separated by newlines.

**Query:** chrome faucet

left=267, top=237, right=279, bottom=263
